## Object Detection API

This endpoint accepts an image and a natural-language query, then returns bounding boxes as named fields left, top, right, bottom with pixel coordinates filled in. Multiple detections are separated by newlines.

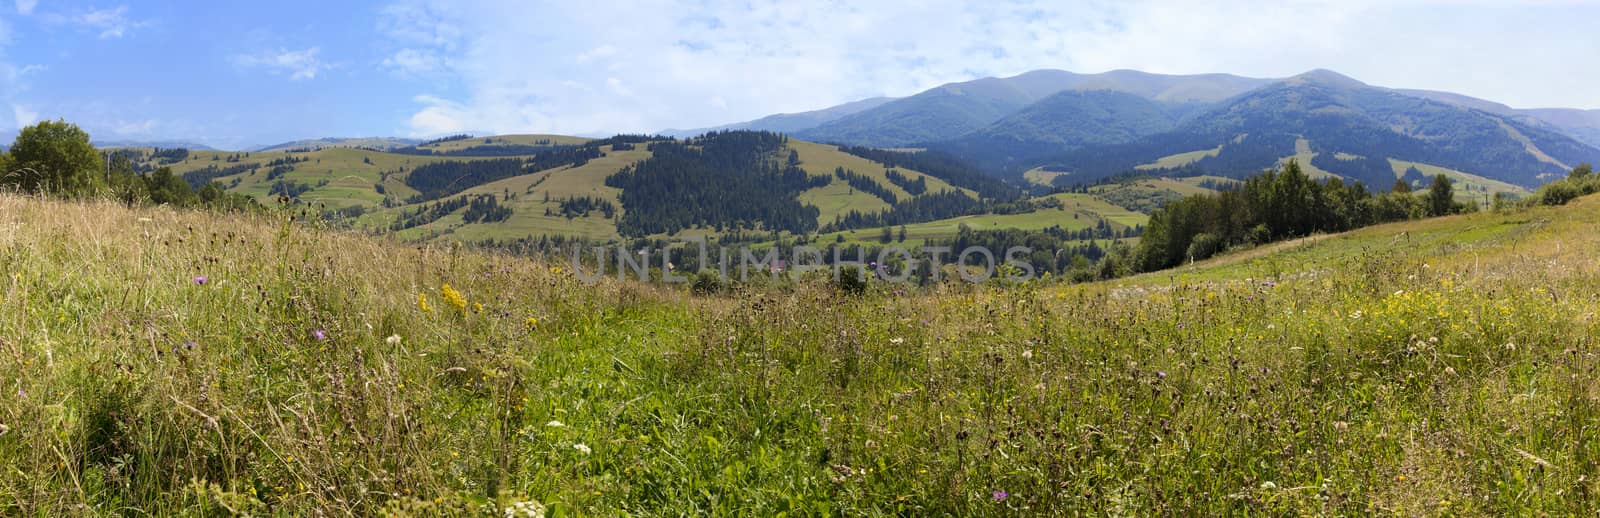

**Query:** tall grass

left=0, top=192, right=1598, bottom=515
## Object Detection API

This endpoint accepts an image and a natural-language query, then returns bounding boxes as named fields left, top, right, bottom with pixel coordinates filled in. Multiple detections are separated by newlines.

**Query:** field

left=811, top=192, right=1149, bottom=247
left=4, top=190, right=1600, bottom=514
left=1022, top=168, right=1068, bottom=187
left=130, top=137, right=1012, bottom=244
left=1388, top=158, right=1530, bottom=202
left=1135, top=146, right=1222, bottom=170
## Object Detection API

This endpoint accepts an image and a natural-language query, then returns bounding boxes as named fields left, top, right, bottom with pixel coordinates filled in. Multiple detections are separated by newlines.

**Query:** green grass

left=1022, top=168, right=1067, bottom=187
left=4, top=192, right=1600, bottom=514
left=788, top=140, right=976, bottom=224
left=1388, top=158, right=1530, bottom=202
left=165, top=137, right=994, bottom=244
left=1135, top=146, right=1222, bottom=170
left=812, top=192, right=1149, bottom=247
left=1278, top=138, right=1339, bottom=179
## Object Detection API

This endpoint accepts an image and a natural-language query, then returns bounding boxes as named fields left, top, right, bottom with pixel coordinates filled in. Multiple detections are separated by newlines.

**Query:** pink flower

left=312, top=330, right=327, bottom=341
left=992, top=490, right=1008, bottom=501
left=193, top=276, right=208, bottom=285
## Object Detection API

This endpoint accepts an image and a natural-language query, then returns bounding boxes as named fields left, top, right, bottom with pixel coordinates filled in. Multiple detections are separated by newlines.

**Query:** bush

left=1187, top=233, right=1223, bottom=262
left=691, top=270, right=722, bottom=296
left=832, top=266, right=869, bottom=296
left=1538, top=181, right=1581, bottom=206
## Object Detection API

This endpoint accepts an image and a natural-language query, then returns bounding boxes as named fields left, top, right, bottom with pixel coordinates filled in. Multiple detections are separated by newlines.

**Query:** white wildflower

left=1260, top=481, right=1277, bottom=490
left=503, top=499, right=547, bottom=518
left=546, top=420, right=564, bottom=428
left=889, top=337, right=905, bottom=345
left=385, top=335, right=402, bottom=345
left=573, top=443, right=591, bottom=454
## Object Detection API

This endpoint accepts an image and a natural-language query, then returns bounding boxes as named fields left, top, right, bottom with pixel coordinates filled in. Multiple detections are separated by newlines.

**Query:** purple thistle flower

left=183, top=341, right=197, bottom=351
left=193, top=276, right=208, bottom=285
left=992, top=490, right=1008, bottom=501
left=312, top=329, right=327, bottom=341
left=1157, top=371, right=1167, bottom=379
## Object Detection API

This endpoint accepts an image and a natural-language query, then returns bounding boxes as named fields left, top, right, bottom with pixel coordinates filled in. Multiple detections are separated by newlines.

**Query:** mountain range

left=683, top=68, right=1600, bottom=188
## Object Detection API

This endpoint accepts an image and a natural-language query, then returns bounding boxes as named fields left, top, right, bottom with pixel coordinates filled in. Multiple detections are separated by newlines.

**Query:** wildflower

left=546, top=420, right=564, bottom=428
left=182, top=341, right=197, bottom=351
left=1021, top=349, right=1033, bottom=360
left=503, top=500, right=547, bottom=518
left=385, top=335, right=402, bottom=345
left=441, top=284, right=468, bottom=312
left=1260, top=481, right=1277, bottom=490
left=525, top=317, right=539, bottom=331
left=1156, top=370, right=1167, bottom=379
left=474, top=302, right=484, bottom=314
left=312, top=330, right=327, bottom=341
left=418, top=293, right=433, bottom=314
left=991, top=490, right=1008, bottom=501
left=889, top=337, right=905, bottom=345
left=573, top=443, right=591, bottom=454
left=193, top=276, right=208, bottom=285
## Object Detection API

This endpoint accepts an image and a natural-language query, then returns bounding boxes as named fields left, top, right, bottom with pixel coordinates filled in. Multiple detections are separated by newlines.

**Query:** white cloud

left=15, top=0, right=36, bottom=16
left=69, top=6, right=139, bottom=39
left=11, top=104, right=36, bottom=128
left=111, top=118, right=156, bottom=135
left=233, top=47, right=332, bottom=80
left=383, top=47, right=445, bottom=76
left=378, top=0, right=1600, bottom=136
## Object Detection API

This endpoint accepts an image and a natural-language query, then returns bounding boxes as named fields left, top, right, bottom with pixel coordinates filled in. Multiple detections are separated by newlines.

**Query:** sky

left=0, top=0, right=1596, bottom=149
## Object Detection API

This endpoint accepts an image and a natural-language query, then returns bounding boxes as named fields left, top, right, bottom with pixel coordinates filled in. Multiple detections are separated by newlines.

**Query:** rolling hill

left=251, top=136, right=423, bottom=152
left=125, top=132, right=1049, bottom=245
left=9, top=179, right=1600, bottom=514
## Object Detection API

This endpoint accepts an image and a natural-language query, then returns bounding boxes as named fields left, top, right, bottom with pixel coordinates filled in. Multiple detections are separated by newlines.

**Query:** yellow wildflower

left=525, top=317, right=539, bottom=331
left=418, top=293, right=433, bottom=314
left=441, top=283, right=468, bottom=312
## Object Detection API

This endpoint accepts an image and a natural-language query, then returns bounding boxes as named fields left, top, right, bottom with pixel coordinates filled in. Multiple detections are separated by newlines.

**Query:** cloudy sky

left=0, top=0, right=1596, bottom=148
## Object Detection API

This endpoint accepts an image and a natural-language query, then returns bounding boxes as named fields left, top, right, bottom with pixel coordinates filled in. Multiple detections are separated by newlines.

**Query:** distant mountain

left=1522, top=109, right=1600, bottom=149
left=932, top=90, right=1183, bottom=171
left=95, top=139, right=218, bottom=151
left=251, top=137, right=422, bottom=152
left=1038, top=70, right=1600, bottom=188
left=662, top=97, right=896, bottom=137
left=788, top=70, right=1272, bottom=147
left=1394, top=90, right=1600, bottom=149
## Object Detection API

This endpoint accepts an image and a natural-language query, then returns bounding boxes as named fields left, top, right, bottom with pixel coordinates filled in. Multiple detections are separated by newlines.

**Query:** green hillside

left=7, top=185, right=1600, bottom=514
left=125, top=133, right=1033, bottom=244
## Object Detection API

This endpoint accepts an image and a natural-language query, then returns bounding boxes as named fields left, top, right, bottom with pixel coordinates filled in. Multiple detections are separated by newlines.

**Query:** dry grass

left=2, top=192, right=1599, bottom=515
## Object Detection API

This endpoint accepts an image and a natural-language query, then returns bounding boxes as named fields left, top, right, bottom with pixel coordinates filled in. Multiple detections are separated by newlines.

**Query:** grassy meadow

left=1, top=190, right=1599, bottom=515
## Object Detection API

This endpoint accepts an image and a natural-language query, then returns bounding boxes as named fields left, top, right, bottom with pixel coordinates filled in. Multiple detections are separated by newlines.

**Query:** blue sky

left=1, top=0, right=1597, bottom=149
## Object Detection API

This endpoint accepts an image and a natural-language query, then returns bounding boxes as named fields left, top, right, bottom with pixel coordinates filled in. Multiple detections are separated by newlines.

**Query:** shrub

left=691, top=270, right=722, bottom=296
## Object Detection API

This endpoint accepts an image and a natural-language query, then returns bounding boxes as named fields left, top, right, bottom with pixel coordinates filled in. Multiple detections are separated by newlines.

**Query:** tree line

left=0, top=120, right=258, bottom=212
left=604, top=131, right=827, bottom=237
left=1134, top=160, right=1466, bottom=271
